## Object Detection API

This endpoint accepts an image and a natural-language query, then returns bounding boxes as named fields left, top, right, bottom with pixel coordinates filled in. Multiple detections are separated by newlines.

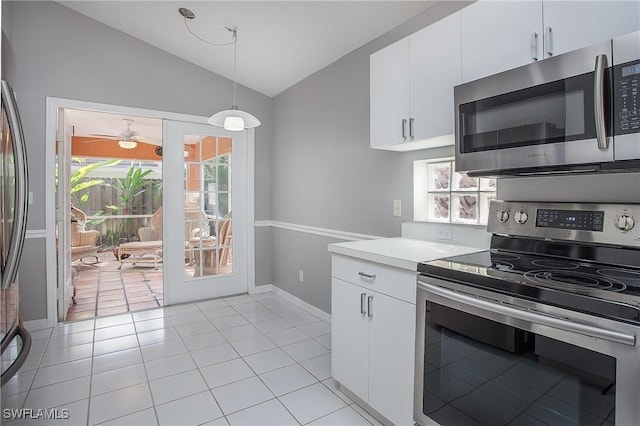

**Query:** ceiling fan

left=82, top=119, right=158, bottom=149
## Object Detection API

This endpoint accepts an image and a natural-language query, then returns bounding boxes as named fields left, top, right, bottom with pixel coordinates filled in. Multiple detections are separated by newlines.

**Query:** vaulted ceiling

left=59, top=1, right=437, bottom=97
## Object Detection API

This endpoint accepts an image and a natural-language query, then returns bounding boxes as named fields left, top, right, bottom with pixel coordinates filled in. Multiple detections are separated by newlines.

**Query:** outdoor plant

left=59, top=158, right=120, bottom=207
left=106, top=165, right=155, bottom=240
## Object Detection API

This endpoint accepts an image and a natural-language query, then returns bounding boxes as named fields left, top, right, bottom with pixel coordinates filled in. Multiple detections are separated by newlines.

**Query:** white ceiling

left=59, top=1, right=437, bottom=97
left=66, top=109, right=163, bottom=145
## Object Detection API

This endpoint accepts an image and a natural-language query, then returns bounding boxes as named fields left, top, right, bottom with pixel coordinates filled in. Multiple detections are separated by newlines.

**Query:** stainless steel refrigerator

left=0, top=80, right=30, bottom=386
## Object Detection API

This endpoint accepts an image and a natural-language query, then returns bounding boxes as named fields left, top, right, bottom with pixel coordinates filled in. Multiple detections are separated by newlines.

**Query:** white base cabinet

left=331, top=255, right=416, bottom=425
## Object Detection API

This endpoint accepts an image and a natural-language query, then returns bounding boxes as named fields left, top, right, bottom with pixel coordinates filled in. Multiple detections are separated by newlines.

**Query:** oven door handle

left=422, top=283, right=636, bottom=347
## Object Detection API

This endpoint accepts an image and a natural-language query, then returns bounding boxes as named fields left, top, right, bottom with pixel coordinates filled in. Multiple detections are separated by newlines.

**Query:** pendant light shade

left=208, top=105, right=260, bottom=131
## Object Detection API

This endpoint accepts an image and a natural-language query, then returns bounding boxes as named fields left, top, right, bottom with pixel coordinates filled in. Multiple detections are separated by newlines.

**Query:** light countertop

left=328, top=237, right=485, bottom=271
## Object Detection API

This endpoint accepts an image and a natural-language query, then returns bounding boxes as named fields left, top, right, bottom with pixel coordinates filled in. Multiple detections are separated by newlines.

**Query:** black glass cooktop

left=418, top=238, right=640, bottom=325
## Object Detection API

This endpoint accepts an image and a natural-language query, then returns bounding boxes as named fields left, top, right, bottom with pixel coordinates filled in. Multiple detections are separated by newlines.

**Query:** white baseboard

left=251, top=284, right=273, bottom=294
left=269, top=285, right=331, bottom=323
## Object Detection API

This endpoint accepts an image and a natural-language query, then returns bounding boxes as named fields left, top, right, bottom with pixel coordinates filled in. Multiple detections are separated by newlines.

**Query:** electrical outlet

left=437, top=225, right=453, bottom=240
left=298, top=270, right=304, bottom=283
left=393, top=200, right=401, bottom=217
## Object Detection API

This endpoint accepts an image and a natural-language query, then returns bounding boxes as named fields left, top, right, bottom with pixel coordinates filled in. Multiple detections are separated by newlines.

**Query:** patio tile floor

left=65, top=251, right=164, bottom=322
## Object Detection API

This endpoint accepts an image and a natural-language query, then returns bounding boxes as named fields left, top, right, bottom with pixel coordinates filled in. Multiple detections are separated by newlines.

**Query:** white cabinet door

left=367, top=292, right=416, bottom=426
left=410, top=12, right=461, bottom=141
left=331, top=278, right=369, bottom=402
left=542, top=1, right=640, bottom=58
left=461, top=0, right=543, bottom=83
left=370, top=38, right=411, bottom=149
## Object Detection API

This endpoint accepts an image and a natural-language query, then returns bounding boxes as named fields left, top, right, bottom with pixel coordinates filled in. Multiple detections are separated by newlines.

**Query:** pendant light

left=179, top=8, right=260, bottom=132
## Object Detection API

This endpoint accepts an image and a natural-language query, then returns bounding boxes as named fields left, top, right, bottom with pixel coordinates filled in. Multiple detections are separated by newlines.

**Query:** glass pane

left=480, top=178, right=497, bottom=192
left=201, top=136, right=217, bottom=161
left=217, top=165, right=229, bottom=192
left=201, top=249, right=219, bottom=277
left=218, top=193, right=229, bottom=217
left=203, top=164, right=217, bottom=190
left=184, top=136, right=202, bottom=162
left=428, top=162, right=451, bottom=192
left=480, top=192, right=497, bottom=225
left=452, top=194, right=478, bottom=224
left=452, top=172, right=478, bottom=192
left=204, top=192, right=219, bottom=218
left=428, top=194, right=450, bottom=222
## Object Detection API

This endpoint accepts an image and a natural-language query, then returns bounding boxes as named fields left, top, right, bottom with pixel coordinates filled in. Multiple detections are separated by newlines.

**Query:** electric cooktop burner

left=419, top=248, right=640, bottom=325
left=425, top=249, right=640, bottom=295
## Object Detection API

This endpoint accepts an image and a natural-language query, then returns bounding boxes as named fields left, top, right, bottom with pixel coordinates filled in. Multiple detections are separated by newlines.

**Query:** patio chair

left=70, top=206, right=100, bottom=264
left=139, top=206, right=208, bottom=241
left=138, top=207, right=162, bottom=241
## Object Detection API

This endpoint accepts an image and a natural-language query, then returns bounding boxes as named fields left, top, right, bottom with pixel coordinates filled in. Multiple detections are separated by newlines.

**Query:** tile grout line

left=10, top=292, right=336, bottom=426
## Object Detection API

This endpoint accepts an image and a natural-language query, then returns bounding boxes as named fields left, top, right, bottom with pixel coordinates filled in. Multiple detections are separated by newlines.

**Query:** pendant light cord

left=183, top=18, right=236, bottom=47
left=183, top=17, right=238, bottom=106
left=232, top=28, right=238, bottom=107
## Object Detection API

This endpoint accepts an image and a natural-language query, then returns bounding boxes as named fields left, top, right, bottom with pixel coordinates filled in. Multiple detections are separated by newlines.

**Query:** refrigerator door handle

left=1, top=81, right=29, bottom=290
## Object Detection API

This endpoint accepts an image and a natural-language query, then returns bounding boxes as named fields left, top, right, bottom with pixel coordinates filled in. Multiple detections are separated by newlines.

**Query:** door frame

left=44, top=97, right=255, bottom=327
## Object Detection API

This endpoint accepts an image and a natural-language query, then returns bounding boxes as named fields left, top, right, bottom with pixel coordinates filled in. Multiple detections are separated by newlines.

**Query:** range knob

left=514, top=211, right=529, bottom=224
left=496, top=210, right=510, bottom=223
left=614, top=214, right=636, bottom=232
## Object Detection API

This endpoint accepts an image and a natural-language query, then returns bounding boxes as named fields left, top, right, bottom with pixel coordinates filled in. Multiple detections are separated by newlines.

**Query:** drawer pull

left=360, top=293, right=367, bottom=314
left=367, top=295, right=374, bottom=317
left=358, top=272, right=376, bottom=280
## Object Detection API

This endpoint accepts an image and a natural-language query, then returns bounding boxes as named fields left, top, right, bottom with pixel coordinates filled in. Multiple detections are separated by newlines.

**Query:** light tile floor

left=2, top=292, right=383, bottom=426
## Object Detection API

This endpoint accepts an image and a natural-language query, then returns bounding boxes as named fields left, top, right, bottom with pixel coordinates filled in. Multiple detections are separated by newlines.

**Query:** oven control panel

left=488, top=201, right=640, bottom=247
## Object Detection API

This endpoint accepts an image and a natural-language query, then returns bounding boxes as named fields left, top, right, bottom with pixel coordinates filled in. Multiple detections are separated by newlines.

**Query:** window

left=414, top=158, right=496, bottom=225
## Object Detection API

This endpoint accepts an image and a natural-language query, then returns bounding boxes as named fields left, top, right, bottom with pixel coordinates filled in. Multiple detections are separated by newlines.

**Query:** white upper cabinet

left=542, top=1, right=640, bottom=58
left=410, top=12, right=462, bottom=143
left=461, top=0, right=543, bottom=83
left=370, top=14, right=460, bottom=151
left=370, top=38, right=411, bottom=149
left=461, top=0, right=640, bottom=83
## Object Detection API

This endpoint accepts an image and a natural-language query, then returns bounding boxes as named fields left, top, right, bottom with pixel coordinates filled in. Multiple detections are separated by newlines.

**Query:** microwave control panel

left=614, top=60, right=640, bottom=135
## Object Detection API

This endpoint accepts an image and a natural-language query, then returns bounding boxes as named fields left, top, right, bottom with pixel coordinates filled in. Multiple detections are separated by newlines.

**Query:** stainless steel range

left=415, top=201, right=640, bottom=426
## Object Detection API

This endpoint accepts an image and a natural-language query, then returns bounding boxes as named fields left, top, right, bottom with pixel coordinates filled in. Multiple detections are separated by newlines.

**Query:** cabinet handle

left=530, top=32, right=538, bottom=61
left=360, top=293, right=367, bottom=314
left=367, top=295, right=374, bottom=318
left=544, top=27, right=553, bottom=57
left=358, top=272, right=376, bottom=280
left=401, top=118, right=407, bottom=140
left=409, top=117, right=415, bottom=140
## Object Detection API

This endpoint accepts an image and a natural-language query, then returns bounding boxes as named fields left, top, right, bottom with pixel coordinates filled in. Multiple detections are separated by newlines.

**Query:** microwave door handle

left=594, top=54, right=609, bottom=150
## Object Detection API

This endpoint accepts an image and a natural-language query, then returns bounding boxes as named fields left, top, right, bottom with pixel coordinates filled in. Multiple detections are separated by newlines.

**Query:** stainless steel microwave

left=454, top=31, right=640, bottom=177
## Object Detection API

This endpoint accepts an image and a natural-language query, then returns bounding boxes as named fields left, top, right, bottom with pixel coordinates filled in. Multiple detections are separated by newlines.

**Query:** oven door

left=454, top=39, right=613, bottom=176
left=415, top=277, right=640, bottom=426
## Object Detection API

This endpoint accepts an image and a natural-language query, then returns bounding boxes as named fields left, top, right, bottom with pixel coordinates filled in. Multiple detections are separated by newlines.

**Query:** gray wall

left=270, top=2, right=471, bottom=313
left=2, top=1, right=273, bottom=321
left=270, top=1, right=640, bottom=314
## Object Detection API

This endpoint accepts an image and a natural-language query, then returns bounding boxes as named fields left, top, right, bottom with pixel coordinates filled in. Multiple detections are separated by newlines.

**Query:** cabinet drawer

left=332, top=255, right=416, bottom=304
